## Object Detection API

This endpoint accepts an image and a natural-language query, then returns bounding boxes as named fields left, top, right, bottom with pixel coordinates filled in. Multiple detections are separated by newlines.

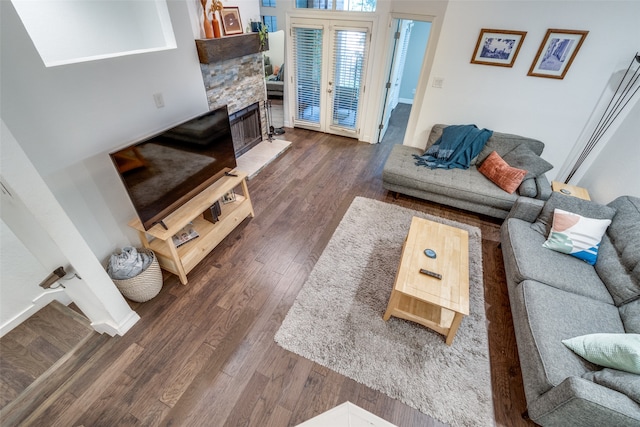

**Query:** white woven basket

left=111, top=248, right=163, bottom=302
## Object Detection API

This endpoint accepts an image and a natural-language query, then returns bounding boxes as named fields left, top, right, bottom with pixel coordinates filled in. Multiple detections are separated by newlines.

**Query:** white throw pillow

left=542, top=208, right=611, bottom=265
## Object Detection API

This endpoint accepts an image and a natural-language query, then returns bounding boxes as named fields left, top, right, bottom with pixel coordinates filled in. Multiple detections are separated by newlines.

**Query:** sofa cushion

left=562, top=333, right=640, bottom=374
left=598, top=196, right=640, bottom=304
left=503, top=144, right=553, bottom=180
left=518, top=178, right=538, bottom=197
left=427, top=124, right=545, bottom=165
left=478, top=151, right=526, bottom=194
left=583, top=368, right=640, bottom=404
left=619, top=299, right=640, bottom=333
left=475, top=130, right=545, bottom=164
left=503, top=218, right=614, bottom=303
left=512, top=281, right=624, bottom=398
left=382, top=144, right=518, bottom=210
left=532, top=192, right=617, bottom=236
left=543, top=209, right=611, bottom=265
left=596, top=235, right=640, bottom=306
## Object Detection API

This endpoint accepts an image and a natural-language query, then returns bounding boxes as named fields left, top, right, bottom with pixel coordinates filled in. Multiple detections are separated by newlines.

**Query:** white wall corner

left=91, top=311, right=141, bottom=337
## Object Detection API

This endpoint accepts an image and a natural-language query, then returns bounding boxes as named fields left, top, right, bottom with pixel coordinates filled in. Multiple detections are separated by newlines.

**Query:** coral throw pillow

left=543, top=208, right=611, bottom=265
left=478, top=151, right=527, bottom=194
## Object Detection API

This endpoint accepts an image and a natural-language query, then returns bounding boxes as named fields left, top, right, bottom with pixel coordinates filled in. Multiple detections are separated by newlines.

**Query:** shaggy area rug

left=275, top=197, right=494, bottom=426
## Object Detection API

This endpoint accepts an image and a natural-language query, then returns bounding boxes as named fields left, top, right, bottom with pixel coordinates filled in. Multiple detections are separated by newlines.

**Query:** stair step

left=0, top=301, right=95, bottom=417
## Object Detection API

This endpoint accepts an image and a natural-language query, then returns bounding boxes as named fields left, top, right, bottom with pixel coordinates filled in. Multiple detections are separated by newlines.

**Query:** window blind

left=296, top=0, right=376, bottom=11
left=293, top=27, right=323, bottom=124
left=330, top=29, right=368, bottom=130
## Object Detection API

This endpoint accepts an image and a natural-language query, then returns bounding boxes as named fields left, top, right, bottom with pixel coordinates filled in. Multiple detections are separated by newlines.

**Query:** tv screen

left=110, top=105, right=237, bottom=230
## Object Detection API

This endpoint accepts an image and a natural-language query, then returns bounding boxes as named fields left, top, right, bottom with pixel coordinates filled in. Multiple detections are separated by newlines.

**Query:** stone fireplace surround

left=199, top=50, right=268, bottom=157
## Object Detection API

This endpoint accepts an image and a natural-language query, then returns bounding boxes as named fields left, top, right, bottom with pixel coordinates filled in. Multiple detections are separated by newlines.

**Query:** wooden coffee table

left=383, top=217, right=469, bottom=345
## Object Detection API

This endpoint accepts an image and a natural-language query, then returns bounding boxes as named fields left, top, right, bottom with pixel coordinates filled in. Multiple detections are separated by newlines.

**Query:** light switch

left=153, top=93, right=165, bottom=108
left=432, top=78, right=444, bottom=89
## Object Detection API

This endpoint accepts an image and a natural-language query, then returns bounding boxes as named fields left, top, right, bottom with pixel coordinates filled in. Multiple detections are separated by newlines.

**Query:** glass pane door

left=290, top=19, right=371, bottom=138
left=292, top=26, right=323, bottom=128
left=329, top=28, right=369, bottom=135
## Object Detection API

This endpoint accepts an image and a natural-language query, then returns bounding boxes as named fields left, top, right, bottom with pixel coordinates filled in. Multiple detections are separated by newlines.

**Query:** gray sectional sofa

left=382, top=124, right=553, bottom=219
left=501, top=193, right=640, bottom=426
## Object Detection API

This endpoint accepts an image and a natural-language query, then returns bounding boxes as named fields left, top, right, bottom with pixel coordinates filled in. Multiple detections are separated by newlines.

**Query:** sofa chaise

left=382, top=124, right=553, bottom=219
left=501, top=193, right=640, bottom=426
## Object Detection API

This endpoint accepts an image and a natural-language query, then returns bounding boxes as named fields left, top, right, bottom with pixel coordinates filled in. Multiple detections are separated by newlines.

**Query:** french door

left=291, top=19, right=371, bottom=139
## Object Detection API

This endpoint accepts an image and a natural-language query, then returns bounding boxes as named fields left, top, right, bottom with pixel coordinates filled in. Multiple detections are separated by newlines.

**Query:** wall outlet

left=153, top=92, right=165, bottom=108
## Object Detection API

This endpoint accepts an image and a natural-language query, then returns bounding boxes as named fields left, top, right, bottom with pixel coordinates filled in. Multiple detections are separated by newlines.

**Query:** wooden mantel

left=195, top=33, right=268, bottom=64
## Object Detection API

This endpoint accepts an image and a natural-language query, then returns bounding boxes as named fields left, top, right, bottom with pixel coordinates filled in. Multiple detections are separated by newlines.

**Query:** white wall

left=1, top=120, right=140, bottom=336
left=1, top=0, right=208, bottom=260
left=0, top=219, right=52, bottom=330
left=399, top=21, right=431, bottom=102
left=11, top=0, right=176, bottom=67
left=412, top=1, right=640, bottom=181
left=264, top=30, right=285, bottom=68
left=577, top=98, right=640, bottom=204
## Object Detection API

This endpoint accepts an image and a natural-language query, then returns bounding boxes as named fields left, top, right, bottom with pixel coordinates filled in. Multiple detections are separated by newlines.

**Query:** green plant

left=257, top=22, right=269, bottom=49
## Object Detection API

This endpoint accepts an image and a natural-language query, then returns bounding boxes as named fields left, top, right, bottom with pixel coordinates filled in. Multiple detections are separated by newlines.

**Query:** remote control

left=419, top=269, right=442, bottom=280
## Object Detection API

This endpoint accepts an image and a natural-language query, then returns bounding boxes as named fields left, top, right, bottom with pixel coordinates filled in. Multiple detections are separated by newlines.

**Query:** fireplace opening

left=229, top=102, right=262, bottom=157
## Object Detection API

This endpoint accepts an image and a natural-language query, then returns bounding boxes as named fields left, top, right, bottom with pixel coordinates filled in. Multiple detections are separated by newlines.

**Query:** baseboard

left=0, top=289, right=72, bottom=337
left=398, top=98, right=414, bottom=105
left=91, top=311, right=141, bottom=336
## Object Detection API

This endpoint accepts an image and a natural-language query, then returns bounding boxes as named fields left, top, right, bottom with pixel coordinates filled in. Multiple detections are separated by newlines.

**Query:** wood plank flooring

left=0, top=117, right=536, bottom=426
left=0, top=301, right=94, bottom=411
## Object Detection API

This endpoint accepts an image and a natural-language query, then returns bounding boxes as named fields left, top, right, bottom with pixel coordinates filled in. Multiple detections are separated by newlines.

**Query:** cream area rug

left=275, top=197, right=494, bottom=427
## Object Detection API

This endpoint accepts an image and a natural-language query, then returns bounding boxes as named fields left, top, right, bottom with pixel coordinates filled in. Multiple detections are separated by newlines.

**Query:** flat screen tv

left=110, top=105, right=237, bottom=231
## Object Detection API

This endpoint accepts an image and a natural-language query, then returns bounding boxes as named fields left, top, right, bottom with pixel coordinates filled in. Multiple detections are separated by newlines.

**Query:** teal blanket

left=413, top=124, right=493, bottom=169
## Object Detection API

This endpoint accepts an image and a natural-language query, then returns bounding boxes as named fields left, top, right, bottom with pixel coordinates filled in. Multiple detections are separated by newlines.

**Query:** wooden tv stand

left=128, top=171, right=254, bottom=285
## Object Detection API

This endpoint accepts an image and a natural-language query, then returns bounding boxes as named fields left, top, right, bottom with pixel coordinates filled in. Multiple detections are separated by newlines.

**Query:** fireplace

left=230, top=102, right=262, bottom=157
left=198, top=35, right=269, bottom=159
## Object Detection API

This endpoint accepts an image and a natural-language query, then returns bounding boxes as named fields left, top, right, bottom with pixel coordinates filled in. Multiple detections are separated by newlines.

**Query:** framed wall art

left=471, top=29, right=527, bottom=67
left=528, top=29, right=588, bottom=79
left=220, top=7, right=243, bottom=35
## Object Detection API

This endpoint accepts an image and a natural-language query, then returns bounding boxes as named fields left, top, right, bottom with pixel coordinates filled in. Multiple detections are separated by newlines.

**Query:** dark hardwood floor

left=0, top=112, right=536, bottom=426
left=0, top=301, right=94, bottom=411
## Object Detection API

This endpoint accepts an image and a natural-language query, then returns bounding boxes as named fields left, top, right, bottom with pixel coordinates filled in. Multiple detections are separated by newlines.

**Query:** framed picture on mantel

left=221, top=7, right=243, bottom=35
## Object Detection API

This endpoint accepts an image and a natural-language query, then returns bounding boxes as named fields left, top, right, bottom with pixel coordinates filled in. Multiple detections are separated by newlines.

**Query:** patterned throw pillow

left=477, top=151, right=527, bottom=194
left=543, top=208, right=611, bottom=265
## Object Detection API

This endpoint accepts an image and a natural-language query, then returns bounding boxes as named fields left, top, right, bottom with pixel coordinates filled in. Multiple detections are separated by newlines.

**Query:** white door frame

left=288, top=16, right=374, bottom=140
left=375, top=13, right=437, bottom=145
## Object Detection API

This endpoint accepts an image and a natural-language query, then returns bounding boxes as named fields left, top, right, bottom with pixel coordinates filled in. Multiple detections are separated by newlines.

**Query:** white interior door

left=378, top=19, right=412, bottom=142
left=291, top=19, right=371, bottom=139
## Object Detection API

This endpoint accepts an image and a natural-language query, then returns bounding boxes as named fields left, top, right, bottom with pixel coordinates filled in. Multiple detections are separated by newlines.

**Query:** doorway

left=290, top=18, right=372, bottom=139
left=378, top=18, right=431, bottom=143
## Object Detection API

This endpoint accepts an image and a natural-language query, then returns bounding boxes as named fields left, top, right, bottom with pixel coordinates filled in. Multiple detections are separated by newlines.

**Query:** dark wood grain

left=1, top=110, right=537, bottom=426
left=195, top=33, right=266, bottom=64
left=0, top=301, right=94, bottom=411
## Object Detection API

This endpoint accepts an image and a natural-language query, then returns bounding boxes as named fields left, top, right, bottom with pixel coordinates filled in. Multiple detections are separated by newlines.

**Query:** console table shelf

left=128, top=171, right=254, bottom=285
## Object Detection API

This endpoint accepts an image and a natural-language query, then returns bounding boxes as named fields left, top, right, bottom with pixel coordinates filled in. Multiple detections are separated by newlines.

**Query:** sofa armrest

left=505, top=197, right=544, bottom=223
left=529, top=376, right=640, bottom=427
left=535, top=174, right=552, bottom=201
